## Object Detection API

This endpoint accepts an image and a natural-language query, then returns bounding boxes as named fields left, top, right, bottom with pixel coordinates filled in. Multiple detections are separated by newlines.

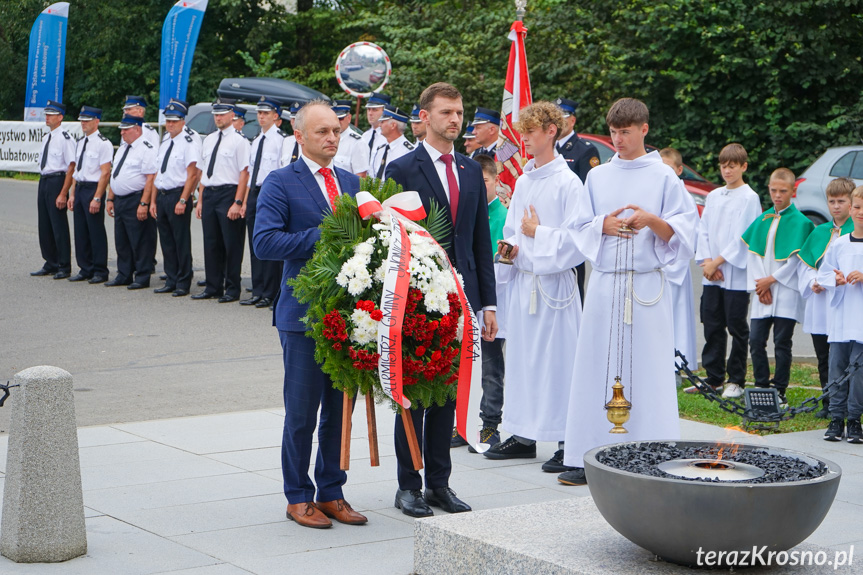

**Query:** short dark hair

left=719, top=143, right=748, bottom=166
left=605, top=98, right=649, bottom=128
left=419, top=82, right=462, bottom=112
left=475, top=154, right=497, bottom=177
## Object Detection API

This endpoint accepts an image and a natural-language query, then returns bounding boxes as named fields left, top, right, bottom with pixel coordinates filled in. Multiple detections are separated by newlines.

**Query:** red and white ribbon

left=357, top=191, right=427, bottom=222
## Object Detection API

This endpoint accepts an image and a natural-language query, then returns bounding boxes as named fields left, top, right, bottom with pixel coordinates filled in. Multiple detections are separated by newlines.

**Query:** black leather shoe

left=88, top=276, right=108, bottom=284
left=218, top=295, right=239, bottom=303
left=153, top=285, right=176, bottom=294
left=255, top=297, right=274, bottom=308
left=105, top=278, right=131, bottom=287
left=172, top=289, right=189, bottom=297
left=394, top=489, right=433, bottom=518
left=31, top=268, right=55, bottom=276
left=191, top=291, right=218, bottom=300
left=240, top=295, right=262, bottom=306
left=424, top=487, right=471, bottom=514
left=68, top=273, right=91, bottom=282
left=53, top=271, right=71, bottom=280
left=197, top=280, right=207, bottom=287
left=128, top=282, right=150, bottom=290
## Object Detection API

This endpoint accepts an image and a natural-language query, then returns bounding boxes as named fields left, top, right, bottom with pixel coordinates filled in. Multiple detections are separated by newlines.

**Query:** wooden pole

left=340, top=391, right=352, bottom=470
left=365, top=394, right=380, bottom=467
left=400, top=407, right=424, bottom=471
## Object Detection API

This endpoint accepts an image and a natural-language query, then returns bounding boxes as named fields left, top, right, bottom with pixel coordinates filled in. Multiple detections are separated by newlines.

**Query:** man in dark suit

left=253, top=101, right=367, bottom=530
left=385, top=82, right=498, bottom=518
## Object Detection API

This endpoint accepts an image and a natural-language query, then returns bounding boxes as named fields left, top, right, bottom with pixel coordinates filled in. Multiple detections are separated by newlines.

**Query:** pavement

left=1, top=178, right=850, bottom=574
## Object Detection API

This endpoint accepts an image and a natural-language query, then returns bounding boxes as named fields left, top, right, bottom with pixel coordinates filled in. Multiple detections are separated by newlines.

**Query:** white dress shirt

left=250, top=125, right=286, bottom=187
left=300, top=154, right=342, bottom=209
left=360, top=126, right=382, bottom=158
left=369, top=134, right=415, bottom=177
left=73, top=130, right=113, bottom=183
left=39, top=125, right=77, bottom=175
left=200, top=126, right=250, bottom=187
left=334, top=129, right=369, bottom=175
left=142, top=122, right=161, bottom=148
left=279, top=135, right=301, bottom=168
left=154, top=130, right=202, bottom=190
left=109, top=135, right=158, bottom=196
left=422, top=142, right=462, bottom=203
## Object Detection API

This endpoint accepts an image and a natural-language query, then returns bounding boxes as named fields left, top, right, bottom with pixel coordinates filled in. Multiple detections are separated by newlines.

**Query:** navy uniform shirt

left=556, top=131, right=600, bottom=184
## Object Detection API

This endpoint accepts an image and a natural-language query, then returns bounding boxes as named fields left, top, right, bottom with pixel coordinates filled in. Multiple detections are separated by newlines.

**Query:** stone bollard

left=1, top=366, right=86, bottom=562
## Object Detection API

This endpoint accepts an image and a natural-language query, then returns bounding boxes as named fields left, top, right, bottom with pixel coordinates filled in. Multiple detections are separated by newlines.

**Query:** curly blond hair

left=513, top=101, right=565, bottom=138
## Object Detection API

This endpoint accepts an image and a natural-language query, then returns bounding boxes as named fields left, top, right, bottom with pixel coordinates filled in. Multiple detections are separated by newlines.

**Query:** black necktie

left=160, top=140, right=174, bottom=174
left=76, top=136, right=88, bottom=172
left=40, top=133, right=52, bottom=170
left=113, top=144, right=130, bottom=178
left=250, top=135, right=265, bottom=187
left=207, top=131, right=222, bottom=178
left=290, top=141, right=299, bottom=164
left=376, top=144, right=390, bottom=179
left=368, top=130, right=376, bottom=152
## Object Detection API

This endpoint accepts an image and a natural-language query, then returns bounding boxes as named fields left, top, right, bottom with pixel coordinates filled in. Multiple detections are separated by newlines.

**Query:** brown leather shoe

left=316, top=499, right=368, bottom=525
left=286, top=502, right=332, bottom=529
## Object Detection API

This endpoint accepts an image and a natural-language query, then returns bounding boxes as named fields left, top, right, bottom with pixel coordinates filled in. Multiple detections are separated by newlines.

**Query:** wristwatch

left=93, top=197, right=102, bottom=203
left=140, top=201, right=149, bottom=207
left=179, top=198, right=187, bottom=205
left=234, top=199, right=243, bottom=206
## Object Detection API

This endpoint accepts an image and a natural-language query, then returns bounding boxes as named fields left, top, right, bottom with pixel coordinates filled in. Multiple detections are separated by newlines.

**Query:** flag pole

left=515, top=0, right=526, bottom=21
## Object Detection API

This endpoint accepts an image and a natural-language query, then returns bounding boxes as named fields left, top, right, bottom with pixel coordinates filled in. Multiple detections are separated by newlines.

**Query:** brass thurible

left=605, top=377, right=632, bottom=434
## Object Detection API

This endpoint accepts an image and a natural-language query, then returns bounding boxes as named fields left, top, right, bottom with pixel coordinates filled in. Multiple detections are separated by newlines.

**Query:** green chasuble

left=488, top=197, right=507, bottom=259
left=741, top=204, right=814, bottom=261
left=798, top=218, right=855, bottom=269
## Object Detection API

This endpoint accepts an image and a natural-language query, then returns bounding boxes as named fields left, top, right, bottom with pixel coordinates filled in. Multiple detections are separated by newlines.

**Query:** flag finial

left=515, top=0, right=526, bottom=21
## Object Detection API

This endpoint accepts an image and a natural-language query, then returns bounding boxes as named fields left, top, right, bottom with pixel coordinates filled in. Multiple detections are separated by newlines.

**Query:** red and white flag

left=496, top=20, right=532, bottom=194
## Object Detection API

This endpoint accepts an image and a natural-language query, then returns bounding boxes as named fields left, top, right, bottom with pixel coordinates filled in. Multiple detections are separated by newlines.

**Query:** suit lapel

left=416, top=145, right=450, bottom=220
left=334, top=167, right=358, bottom=198
left=294, top=158, right=330, bottom=213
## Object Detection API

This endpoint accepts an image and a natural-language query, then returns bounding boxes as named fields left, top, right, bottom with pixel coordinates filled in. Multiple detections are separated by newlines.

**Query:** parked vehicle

left=184, top=77, right=330, bottom=139
left=794, top=145, right=863, bottom=225
left=580, top=133, right=718, bottom=215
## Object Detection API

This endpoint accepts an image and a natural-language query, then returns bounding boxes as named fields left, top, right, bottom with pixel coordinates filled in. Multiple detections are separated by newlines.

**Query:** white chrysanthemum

left=347, top=276, right=370, bottom=296
left=336, top=272, right=349, bottom=287
left=365, top=236, right=376, bottom=245
left=373, top=263, right=387, bottom=282
left=355, top=243, right=374, bottom=256
left=349, top=309, right=376, bottom=345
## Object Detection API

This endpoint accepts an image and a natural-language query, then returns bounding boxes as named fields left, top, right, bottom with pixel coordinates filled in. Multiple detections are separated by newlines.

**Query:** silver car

left=794, top=145, right=863, bottom=224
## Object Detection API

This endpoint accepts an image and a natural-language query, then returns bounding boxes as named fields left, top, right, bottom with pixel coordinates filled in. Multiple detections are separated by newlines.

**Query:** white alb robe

left=563, top=151, right=697, bottom=468
left=497, top=155, right=584, bottom=441
left=665, top=190, right=699, bottom=365
left=816, top=235, right=863, bottom=343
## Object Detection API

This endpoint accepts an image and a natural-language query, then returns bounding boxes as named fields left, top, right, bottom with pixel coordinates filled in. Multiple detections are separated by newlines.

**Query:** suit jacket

left=558, top=134, right=600, bottom=184
left=253, top=157, right=360, bottom=331
left=385, top=144, right=496, bottom=312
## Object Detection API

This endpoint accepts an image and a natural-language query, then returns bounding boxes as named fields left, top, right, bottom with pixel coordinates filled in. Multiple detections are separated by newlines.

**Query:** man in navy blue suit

left=253, top=101, right=368, bottom=529
left=385, top=82, right=498, bottom=517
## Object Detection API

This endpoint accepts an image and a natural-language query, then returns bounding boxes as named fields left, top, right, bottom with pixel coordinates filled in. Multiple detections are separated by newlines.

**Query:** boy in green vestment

left=740, top=168, right=814, bottom=404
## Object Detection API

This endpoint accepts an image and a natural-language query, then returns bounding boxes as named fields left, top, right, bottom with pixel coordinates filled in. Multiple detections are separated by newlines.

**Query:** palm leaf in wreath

left=418, top=199, right=452, bottom=251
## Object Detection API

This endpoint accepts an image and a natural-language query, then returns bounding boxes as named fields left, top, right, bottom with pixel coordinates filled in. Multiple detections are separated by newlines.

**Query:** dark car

left=580, top=133, right=718, bottom=215
left=184, top=77, right=330, bottom=140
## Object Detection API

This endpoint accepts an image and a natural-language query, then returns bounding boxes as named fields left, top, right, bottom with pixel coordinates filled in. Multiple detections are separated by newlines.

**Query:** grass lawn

left=0, top=171, right=39, bottom=181
left=678, top=362, right=828, bottom=435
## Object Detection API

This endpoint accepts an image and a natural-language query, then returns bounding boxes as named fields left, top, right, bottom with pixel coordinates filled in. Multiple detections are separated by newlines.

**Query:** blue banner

left=160, top=0, right=208, bottom=114
left=24, top=2, right=70, bottom=122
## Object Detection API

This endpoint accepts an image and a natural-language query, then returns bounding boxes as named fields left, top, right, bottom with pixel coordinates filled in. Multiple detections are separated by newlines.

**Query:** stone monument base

left=414, top=497, right=842, bottom=574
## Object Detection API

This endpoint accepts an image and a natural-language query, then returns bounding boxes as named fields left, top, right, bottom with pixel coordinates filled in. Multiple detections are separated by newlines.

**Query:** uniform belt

left=205, top=184, right=237, bottom=192
left=113, top=190, right=143, bottom=198
left=158, top=186, right=184, bottom=195
left=74, top=180, right=98, bottom=187
left=41, top=171, right=66, bottom=179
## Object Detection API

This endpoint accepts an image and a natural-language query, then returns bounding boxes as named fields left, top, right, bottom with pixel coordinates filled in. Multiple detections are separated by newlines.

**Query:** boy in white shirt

left=690, top=144, right=762, bottom=398
left=818, top=186, right=863, bottom=443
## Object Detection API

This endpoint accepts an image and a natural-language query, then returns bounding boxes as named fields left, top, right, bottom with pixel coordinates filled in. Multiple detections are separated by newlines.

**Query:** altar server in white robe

left=659, top=148, right=699, bottom=371
left=481, top=102, right=584, bottom=473
left=559, top=98, right=697, bottom=486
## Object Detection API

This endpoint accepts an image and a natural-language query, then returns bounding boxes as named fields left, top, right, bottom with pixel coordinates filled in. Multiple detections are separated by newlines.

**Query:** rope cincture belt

left=608, top=268, right=665, bottom=324
left=517, top=268, right=580, bottom=315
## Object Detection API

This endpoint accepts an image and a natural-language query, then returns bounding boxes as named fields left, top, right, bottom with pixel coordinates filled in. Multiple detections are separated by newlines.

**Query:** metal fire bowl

left=584, top=440, right=842, bottom=567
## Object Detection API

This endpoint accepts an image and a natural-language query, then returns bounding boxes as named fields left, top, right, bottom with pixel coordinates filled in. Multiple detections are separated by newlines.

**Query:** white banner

left=0, top=121, right=83, bottom=173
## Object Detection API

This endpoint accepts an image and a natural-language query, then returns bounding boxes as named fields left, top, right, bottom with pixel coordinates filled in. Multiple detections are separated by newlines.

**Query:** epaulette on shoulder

left=62, top=130, right=71, bottom=139
left=403, top=141, right=415, bottom=151
left=144, top=124, right=155, bottom=131
left=276, top=129, right=288, bottom=138
left=98, top=133, right=108, bottom=141
left=185, top=135, right=193, bottom=143
left=142, top=140, right=153, bottom=149
left=349, top=131, right=362, bottom=140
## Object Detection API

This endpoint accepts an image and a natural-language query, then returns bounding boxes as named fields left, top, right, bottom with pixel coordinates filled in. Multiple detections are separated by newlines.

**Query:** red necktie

left=441, top=153, right=459, bottom=223
left=319, top=167, right=340, bottom=210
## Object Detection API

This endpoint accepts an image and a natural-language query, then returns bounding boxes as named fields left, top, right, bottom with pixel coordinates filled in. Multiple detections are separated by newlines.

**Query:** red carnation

left=415, top=346, right=426, bottom=356
left=370, top=309, right=383, bottom=321
left=333, top=343, right=342, bottom=351
left=431, top=350, right=442, bottom=361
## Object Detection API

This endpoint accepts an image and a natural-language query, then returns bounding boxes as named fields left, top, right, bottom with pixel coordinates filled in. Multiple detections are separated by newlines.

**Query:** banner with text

left=0, top=122, right=83, bottom=173
left=160, top=0, right=208, bottom=116
left=24, top=3, right=70, bottom=122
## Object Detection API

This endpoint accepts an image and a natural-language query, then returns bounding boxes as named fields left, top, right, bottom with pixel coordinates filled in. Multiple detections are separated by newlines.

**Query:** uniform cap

left=256, top=96, right=282, bottom=115
left=471, top=107, right=501, bottom=126
left=118, top=114, right=144, bottom=129
left=463, top=125, right=476, bottom=139
left=381, top=104, right=409, bottom=123
left=163, top=102, right=187, bottom=119
left=555, top=98, right=578, bottom=117
left=123, top=95, right=148, bottom=109
left=44, top=100, right=66, bottom=115
left=211, top=99, right=233, bottom=115
left=77, top=105, right=102, bottom=121
left=332, top=99, right=352, bottom=118
left=409, top=103, right=422, bottom=123
left=364, top=93, right=391, bottom=109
